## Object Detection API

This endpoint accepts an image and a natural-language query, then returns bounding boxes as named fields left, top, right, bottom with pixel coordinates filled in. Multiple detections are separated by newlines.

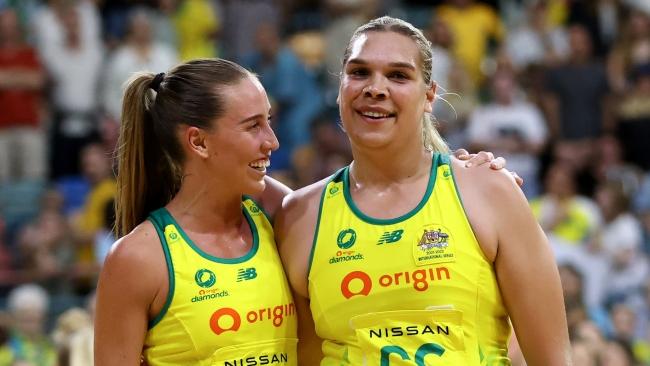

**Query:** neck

left=166, top=174, right=243, bottom=234
left=349, top=143, right=432, bottom=187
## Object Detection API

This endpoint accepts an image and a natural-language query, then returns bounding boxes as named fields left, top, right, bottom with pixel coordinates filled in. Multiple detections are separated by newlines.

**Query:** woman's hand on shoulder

left=451, top=158, right=519, bottom=261
left=452, top=149, right=523, bottom=186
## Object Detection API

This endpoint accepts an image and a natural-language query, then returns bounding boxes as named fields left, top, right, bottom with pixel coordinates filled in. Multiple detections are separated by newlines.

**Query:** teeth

left=362, top=111, right=391, bottom=118
left=249, top=160, right=270, bottom=169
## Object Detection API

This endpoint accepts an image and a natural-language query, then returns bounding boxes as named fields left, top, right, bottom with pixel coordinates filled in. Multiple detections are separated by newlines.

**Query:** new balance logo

left=377, top=229, right=404, bottom=245
left=236, top=267, right=258, bottom=282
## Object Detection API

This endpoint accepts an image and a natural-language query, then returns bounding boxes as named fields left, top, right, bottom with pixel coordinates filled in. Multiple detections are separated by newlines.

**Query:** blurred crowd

left=0, top=0, right=648, bottom=365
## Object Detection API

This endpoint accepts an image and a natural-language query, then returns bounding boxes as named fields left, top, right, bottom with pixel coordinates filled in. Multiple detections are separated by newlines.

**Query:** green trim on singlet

left=147, top=209, right=176, bottom=329
left=342, top=153, right=440, bottom=225
left=243, top=195, right=273, bottom=225
left=441, top=154, right=467, bottom=211
left=159, top=204, right=260, bottom=264
left=307, top=169, right=345, bottom=278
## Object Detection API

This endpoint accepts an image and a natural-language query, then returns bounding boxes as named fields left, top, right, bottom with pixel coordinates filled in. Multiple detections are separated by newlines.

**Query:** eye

left=348, top=67, right=369, bottom=77
left=248, top=121, right=261, bottom=130
left=388, top=71, right=409, bottom=80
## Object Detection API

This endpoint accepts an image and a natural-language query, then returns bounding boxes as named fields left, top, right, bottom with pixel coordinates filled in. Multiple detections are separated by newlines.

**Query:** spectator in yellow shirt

left=69, top=143, right=116, bottom=287
left=435, top=0, right=505, bottom=87
left=174, top=0, right=219, bottom=60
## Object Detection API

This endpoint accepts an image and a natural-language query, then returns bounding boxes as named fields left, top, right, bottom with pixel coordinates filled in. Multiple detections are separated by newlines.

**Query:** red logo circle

left=210, top=307, right=241, bottom=335
left=341, top=271, right=372, bottom=299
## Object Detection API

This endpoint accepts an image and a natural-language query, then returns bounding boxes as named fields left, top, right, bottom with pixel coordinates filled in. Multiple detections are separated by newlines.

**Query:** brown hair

left=342, top=16, right=449, bottom=153
left=115, top=58, right=250, bottom=237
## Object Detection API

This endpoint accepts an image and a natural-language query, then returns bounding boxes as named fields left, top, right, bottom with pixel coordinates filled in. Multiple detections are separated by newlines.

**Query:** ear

left=186, top=126, right=210, bottom=159
left=424, top=82, right=436, bottom=113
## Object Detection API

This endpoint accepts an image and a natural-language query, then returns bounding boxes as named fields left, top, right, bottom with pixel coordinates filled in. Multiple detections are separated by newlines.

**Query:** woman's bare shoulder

left=108, top=222, right=160, bottom=263
left=101, top=221, right=166, bottom=294
left=250, top=176, right=293, bottom=220
left=450, top=157, right=519, bottom=201
left=450, top=157, right=523, bottom=262
left=283, top=176, right=331, bottom=210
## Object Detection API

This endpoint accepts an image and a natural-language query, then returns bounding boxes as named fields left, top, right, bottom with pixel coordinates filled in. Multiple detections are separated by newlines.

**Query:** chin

left=350, top=131, right=393, bottom=149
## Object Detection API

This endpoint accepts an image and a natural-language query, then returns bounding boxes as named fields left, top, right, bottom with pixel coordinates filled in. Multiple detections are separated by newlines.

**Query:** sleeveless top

left=308, top=153, right=511, bottom=365
left=143, top=198, right=297, bottom=366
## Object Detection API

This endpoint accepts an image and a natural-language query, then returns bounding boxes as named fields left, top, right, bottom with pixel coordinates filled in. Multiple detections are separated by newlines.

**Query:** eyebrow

left=239, top=109, right=271, bottom=124
left=347, top=58, right=416, bottom=71
left=239, top=114, right=262, bottom=124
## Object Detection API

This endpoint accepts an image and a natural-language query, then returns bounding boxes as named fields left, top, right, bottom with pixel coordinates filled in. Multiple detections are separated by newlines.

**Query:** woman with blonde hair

left=277, top=16, right=570, bottom=365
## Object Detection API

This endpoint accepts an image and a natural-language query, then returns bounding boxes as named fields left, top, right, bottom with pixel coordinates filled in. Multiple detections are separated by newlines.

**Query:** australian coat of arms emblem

left=418, top=228, right=450, bottom=251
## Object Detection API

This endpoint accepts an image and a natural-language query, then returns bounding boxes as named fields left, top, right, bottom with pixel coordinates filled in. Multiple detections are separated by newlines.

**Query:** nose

left=262, top=124, right=280, bottom=152
left=363, top=77, right=387, bottom=99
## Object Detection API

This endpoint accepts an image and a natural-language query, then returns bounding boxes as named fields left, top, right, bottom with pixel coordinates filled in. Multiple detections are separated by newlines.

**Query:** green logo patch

left=337, top=228, right=357, bottom=249
left=195, top=268, right=216, bottom=288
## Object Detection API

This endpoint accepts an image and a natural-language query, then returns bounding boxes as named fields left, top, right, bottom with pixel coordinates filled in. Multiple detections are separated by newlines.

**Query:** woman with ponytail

left=95, top=59, right=297, bottom=365
left=276, top=16, right=571, bottom=365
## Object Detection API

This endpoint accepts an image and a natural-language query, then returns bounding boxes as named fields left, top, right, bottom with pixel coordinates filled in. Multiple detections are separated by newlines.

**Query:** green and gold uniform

left=144, top=198, right=297, bottom=366
left=309, top=153, right=511, bottom=365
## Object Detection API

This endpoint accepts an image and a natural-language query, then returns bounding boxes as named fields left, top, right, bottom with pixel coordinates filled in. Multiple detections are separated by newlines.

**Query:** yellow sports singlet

left=309, top=153, right=511, bottom=365
left=144, top=198, right=297, bottom=366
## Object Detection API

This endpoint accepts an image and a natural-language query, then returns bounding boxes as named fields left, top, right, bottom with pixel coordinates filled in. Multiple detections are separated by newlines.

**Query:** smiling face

left=203, top=76, right=279, bottom=195
left=338, top=31, right=435, bottom=151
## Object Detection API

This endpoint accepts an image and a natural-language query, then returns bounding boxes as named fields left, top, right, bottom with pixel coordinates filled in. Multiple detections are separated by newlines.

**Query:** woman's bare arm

left=275, top=179, right=328, bottom=363
left=457, top=164, right=570, bottom=366
left=94, top=222, right=167, bottom=365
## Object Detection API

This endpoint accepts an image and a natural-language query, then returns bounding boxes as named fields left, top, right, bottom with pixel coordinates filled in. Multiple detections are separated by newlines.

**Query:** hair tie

left=150, top=72, right=165, bottom=92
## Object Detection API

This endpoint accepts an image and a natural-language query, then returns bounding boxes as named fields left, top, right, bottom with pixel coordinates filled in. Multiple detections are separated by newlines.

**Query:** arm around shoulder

left=255, top=176, right=293, bottom=221
left=274, top=180, right=325, bottom=297
left=274, top=180, right=328, bottom=364
left=94, top=222, right=166, bottom=366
